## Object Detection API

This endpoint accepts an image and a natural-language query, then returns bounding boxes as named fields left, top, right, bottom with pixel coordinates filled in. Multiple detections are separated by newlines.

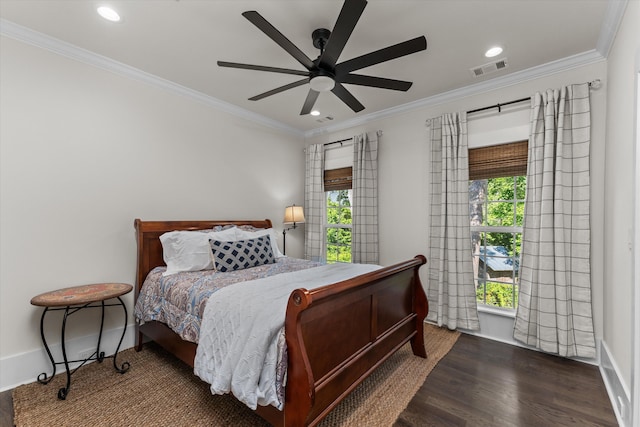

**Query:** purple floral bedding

left=134, top=257, right=322, bottom=343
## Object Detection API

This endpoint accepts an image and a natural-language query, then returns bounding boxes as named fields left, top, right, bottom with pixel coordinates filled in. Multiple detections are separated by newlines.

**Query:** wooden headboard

left=133, top=219, right=273, bottom=298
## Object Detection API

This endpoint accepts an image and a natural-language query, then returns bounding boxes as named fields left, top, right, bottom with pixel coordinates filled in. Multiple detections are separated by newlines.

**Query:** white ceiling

left=0, top=1, right=621, bottom=135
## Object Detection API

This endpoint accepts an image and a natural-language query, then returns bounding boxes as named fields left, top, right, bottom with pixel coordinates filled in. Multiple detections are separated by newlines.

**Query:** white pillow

left=235, top=228, right=285, bottom=258
left=160, top=227, right=238, bottom=276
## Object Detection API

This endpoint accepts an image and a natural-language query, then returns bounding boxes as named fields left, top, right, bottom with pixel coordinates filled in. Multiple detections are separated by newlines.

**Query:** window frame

left=324, top=188, right=353, bottom=264
left=469, top=141, right=527, bottom=311
left=470, top=177, right=524, bottom=310
left=325, top=222, right=353, bottom=264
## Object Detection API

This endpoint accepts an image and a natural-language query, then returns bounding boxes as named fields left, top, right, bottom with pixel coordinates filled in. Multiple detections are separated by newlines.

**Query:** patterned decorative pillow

left=209, top=235, right=275, bottom=272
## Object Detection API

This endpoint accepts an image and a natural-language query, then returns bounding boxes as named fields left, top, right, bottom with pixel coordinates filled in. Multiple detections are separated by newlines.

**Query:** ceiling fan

left=217, top=0, right=427, bottom=115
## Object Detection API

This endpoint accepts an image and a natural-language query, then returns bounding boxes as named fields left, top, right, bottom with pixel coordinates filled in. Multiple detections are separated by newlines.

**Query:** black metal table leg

left=112, top=296, right=130, bottom=374
left=31, top=283, right=133, bottom=400
left=36, top=307, right=56, bottom=385
left=96, top=301, right=105, bottom=363
left=58, top=306, right=72, bottom=400
left=47, top=301, right=130, bottom=400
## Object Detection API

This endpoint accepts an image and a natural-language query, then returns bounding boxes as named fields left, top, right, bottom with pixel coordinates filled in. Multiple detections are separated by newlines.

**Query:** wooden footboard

left=133, top=219, right=427, bottom=427
left=282, top=255, right=427, bottom=427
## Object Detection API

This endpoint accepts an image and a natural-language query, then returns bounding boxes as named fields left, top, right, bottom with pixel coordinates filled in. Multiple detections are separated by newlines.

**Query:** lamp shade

left=283, top=205, right=305, bottom=225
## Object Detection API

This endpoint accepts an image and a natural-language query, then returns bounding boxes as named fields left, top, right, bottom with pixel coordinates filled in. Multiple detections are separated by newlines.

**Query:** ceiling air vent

left=316, top=116, right=334, bottom=123
left=470, top=58, right=508, bottom=78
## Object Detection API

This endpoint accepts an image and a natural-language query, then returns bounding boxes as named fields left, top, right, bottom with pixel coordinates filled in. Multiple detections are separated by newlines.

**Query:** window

left=324, top=167, right=352, bottom=263
left=326, top=190, right=352, bottom=263
left=468, top=141, right=527, bottom=309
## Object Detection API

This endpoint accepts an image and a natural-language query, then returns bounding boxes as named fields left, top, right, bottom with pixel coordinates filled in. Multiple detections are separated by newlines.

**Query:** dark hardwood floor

left=0, top=388, right=12, bottom=427
left=0, top=333, right=618, bottom=427
left=395, top=333, right=618, bottom=427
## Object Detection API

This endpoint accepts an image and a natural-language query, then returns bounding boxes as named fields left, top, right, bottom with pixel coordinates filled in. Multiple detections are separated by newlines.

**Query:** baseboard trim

left=600, top=340, right=632, bottom=426
left=0, top=324, right=135, bottom=392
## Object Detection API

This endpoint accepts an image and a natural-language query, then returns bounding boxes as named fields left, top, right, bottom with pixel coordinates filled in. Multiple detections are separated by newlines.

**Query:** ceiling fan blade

left=319, top=0, right=367, bottom=70
left=336, top=36, right=427, bottom=74
left=249, top=78, right=309, bottom=101
left=242, top=11, right=315, bottom=70
left=300, top=90, right=320, bottom=115
left=331, top=83, right=365, bottom=113
left=340, top=74, right=413, bottom=91
left=218, top=61, right=309, bottom=77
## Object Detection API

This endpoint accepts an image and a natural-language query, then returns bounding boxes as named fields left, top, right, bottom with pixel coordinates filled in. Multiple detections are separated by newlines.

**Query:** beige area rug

left=14, top=324, right=459, bottom=426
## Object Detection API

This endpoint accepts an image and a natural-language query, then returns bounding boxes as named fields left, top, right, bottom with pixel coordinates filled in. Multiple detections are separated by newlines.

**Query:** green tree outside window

left=326, top=190, right=352, bottom=263
left=470, top=176, right=525, bottom=309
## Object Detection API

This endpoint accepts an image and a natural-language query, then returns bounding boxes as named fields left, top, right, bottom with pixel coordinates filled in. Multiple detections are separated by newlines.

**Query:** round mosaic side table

left=30, top=283, right=132, bottom=400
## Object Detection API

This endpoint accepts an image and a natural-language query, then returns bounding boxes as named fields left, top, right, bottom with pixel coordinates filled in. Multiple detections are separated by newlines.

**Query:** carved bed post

left=284, top=289, right=315, bottom=426
left=134, top=218, right=145, bottom=352
left=410, top=254, right=428, bottom=358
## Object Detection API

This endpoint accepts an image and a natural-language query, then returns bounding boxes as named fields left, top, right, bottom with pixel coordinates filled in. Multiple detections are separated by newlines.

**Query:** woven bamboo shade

left=324, top=167, right=352, bottom=191
left=469, top=140, right=528, bottom=180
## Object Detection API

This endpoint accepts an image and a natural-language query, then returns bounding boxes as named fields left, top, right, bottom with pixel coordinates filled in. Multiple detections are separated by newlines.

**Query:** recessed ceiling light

left=97, top=6, right=121, bottom=22
left=485, top=46, right=503, bottom=58
left=310, top=110, right=321, bottom=116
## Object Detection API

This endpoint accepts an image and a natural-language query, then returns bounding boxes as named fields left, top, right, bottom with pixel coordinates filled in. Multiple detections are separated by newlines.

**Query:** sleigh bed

left=133, top=218, right=428, bottom=427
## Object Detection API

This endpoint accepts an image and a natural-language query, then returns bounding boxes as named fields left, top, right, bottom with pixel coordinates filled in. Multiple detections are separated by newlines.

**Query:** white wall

left=0, top=36, right=305, bottom=387
left=305, top=61, right=608, bottom=356
left=602, top=1, right=640, bottom=425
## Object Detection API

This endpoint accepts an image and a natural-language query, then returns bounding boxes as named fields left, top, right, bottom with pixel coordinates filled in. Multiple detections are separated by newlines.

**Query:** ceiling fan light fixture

left=309, top=75, right=335, bottom=92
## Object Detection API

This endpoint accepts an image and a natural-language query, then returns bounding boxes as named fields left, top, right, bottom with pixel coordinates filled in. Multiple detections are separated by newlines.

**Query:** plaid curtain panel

left=352, top=131, right=380, bottom=264
left=304, top=144, right=325, bottom=262
left=513, top=84, right=596, bottom=358
left=426, top=113, right=480, bottom=331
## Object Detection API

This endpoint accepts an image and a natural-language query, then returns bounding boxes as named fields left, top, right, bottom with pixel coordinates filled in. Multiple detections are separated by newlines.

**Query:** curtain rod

left=466, top=79, right=601, bottom=116
left=324, top=137, right=353, bottom=147
left=466, top=97, right=531, bottom=115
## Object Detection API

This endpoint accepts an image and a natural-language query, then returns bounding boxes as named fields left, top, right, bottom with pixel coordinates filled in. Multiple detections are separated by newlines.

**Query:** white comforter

left=193, top=262, right=380, bottom=410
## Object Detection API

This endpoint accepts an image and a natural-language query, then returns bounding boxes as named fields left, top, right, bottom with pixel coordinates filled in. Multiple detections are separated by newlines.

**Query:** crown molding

left=0, top=18, right=304, bottom=138
left=304, top=0, right=627, bottom=139
left=596, top=0, right=628, bottom=57
left=304, top=49, right=605, bottom=138
left=2, top=0, right=627, bottom=140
